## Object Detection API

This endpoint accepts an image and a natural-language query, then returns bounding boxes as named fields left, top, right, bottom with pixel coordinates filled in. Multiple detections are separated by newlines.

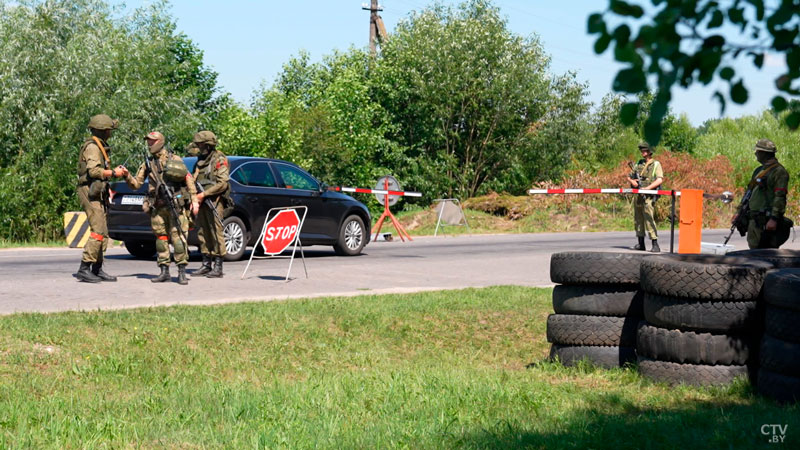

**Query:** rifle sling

left=747, top=162, right=780, bottom=190
left=91, top=136, right=110, bottom=168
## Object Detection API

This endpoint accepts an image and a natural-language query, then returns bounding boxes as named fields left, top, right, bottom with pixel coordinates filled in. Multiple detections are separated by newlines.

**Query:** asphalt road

left=0, top=229, right=793, bottom=315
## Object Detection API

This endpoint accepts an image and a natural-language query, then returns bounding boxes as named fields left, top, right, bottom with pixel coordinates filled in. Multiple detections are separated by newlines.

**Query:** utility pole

left=362, top=0, right=387, bottom=56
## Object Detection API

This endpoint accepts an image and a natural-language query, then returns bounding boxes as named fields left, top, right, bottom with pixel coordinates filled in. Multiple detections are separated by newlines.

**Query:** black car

left=108, top=156, right=371, bottom=260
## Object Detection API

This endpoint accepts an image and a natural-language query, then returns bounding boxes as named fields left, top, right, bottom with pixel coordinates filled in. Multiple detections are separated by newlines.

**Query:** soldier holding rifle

left=730, top=139, right=791, bottom=249
left=124, top=131, right=199, bottom=285
left=191, top=131, right=230, bottom=278
left=627, top=142, right=664, bottom=253
left=75, top=114, right=127, bottom=283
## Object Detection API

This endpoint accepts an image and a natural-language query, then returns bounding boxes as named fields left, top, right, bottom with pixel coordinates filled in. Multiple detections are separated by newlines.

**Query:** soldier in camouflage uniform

left=125, top=132, right=199, bottom=285
left=192, top=131, right=230, bottom=278
left=75, top=114, right=127, bottom=283
left=627, top=142, right=664, bottom=253
left=736, top=139, right=790, bottom=249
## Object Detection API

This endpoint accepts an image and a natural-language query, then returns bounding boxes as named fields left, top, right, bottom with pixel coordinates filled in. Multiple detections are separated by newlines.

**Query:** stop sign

left=261, top=209, right=301, bottom=255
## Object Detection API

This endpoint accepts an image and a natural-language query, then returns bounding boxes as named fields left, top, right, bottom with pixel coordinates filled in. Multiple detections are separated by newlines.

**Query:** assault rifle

left=144, top=150, right=188, bottom=246
left=195, top=181, right=224, bottom=227
left=724, top=189, right=752, bottom=245
left=627, top=161, right=640, bottom=187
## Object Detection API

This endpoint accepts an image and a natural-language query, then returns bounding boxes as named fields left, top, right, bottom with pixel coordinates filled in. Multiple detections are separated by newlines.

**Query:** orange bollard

left=678, top=189, right=703, bottom=254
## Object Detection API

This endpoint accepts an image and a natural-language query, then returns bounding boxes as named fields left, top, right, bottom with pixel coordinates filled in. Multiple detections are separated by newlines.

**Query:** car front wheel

left=223, top=216, right=247, bottom=261
left=333, top=214, right=366, bottom=256
left=124, top=240, right=156, bottom=259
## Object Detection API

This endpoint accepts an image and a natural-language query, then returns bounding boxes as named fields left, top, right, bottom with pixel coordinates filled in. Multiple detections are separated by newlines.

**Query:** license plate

left=121, top=195, right=145, bottom=205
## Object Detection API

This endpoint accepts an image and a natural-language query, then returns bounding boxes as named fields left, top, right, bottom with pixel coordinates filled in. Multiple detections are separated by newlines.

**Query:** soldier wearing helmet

left=75, top=114, right=127, bottom=283
left=627, top=142, right=664, bottom=252
left=732, top=139, right=791, bottom=249
left=191, top=130, right=230, bottom=277
left=124, top=131, right=199, bottom=285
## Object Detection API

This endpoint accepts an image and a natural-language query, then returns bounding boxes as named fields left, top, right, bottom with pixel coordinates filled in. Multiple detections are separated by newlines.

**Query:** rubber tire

left=763, top=268, right=800, bottom=311
left=637, top=357, right=748, bottom=386
left=124, top=240, right=156, bottom=259
left=549, top=251, right=647, bottom=285
left=728, top=249, right=800, bottom=269
left=333, top=214, right=366, bottom=256
left=764, top=306, right=800, bottom=344
left=757, top=368, right=800, bottom=404
left=643, top=292, right=758, bottom=333
left=636, top=322, right=751, bottom=365
left=222, top=216, right=247, bottom=262
left=552, top=285, right=644, bottom=317
left=549, top=344, right=636, bottom=369
left=640, top=254, right=773, bottom=300
left=760, top=334, right=800, bottom=377
left=546, top=314, right=638, bottom=347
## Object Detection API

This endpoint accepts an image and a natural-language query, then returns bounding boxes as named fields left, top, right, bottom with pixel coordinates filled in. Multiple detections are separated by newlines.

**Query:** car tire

left=333, top=214, right=366, bottom=256
left=727, top=249, right=800, bottom=269
left=637, top=357, right=748, bottom=386
left=546, top=314, right=639, bottom=347
left=640, top=254, right=772, bottom=301
left=764, top=306, right=800, bottom=344
left=643, top=292, right=758, bottom=333
left=757, top=368, right=800, bottom=404
left=223, top=216, right=247, bottom=261
left=124, top=240, right=156, bottom=259
left=549, top=344, right=636, bottom=369
left=636, top=322, right=751, bottom=365
left=552, top=285, right=644, bottom=317
left=760, top=334, right=800, bottom=377
left=763, top=269, right=800, bottom=310
left=549, top=251, right=647, bottom=285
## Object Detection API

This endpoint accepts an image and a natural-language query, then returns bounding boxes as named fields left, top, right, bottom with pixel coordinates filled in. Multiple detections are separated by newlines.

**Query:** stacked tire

left=547, top=252, right=647, bottom=369
left=728, top=249, right=800, bottom=269
left=637, top=254, right=773, bottom=386
left=757, top=269, right=800, bottom=404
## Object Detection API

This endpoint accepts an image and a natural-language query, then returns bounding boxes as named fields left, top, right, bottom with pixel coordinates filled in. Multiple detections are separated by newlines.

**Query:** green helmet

left=193, top=130, right=218, bottom=147
left=88, top=114, right=119, bottom=131
left=755, top=138, right=777, bottom=153
left=637, top=142, right=652, bottom=152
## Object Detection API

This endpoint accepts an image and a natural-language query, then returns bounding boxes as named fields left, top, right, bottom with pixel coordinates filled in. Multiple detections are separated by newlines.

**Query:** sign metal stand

left=241, top=206, right=308, bottom=281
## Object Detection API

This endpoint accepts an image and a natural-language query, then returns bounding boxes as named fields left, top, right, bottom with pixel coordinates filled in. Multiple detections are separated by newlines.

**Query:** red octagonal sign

left=261, top=209, right=301, bottom=255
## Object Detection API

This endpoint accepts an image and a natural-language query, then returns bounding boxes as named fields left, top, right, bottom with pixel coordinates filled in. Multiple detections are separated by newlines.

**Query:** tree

left=588, top=0, right=800, bottom=145
left=0, top=0, right=218, bottom=240
left=373, top=0, right=589, bottom=198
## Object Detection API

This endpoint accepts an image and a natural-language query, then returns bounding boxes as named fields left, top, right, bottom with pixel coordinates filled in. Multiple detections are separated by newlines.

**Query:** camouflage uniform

left=630, top=143, right=664, bottom=252
left=75, top=114, right=121, bottom=283
left=745, top=139, right=790, bottom=249
left=126, top=132, right=197, bottom=284
left=192, top=131, right=230, bottom=277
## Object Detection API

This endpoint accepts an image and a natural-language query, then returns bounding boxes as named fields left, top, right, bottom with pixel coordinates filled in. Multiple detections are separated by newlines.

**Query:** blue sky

left=124, top=0, right=783, bottom=125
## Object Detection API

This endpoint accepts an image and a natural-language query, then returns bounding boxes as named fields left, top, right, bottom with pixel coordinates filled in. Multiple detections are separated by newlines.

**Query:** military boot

left=177, top=265, right=189, bottom=285
left=634, top=237, right=646, bottom=251
left=76, top=261, right=102, bottom=283
left=151, top=265, right=170, bottom=283
left=206, top=256, right=224, bottom=278
left=650, top=240, right=661, bottom=253
left=193, top=254, right=212, bottom=277
left=92, top=261, right=117, bottom=282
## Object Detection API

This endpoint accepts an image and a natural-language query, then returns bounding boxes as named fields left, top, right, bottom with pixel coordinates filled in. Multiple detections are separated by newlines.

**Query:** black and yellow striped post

left=63, top=212, right=91, bottom=248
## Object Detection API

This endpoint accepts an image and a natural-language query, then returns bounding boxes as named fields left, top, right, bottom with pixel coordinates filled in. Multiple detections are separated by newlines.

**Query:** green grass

left=0, top=239, right=68, bottom=249
left=0, top=286, right=796, bottom=448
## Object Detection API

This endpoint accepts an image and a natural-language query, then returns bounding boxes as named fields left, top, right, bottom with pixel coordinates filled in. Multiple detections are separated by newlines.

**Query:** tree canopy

left=588, top=0, right=800, bottom=144
left=0, top=0, right=218, bottom=240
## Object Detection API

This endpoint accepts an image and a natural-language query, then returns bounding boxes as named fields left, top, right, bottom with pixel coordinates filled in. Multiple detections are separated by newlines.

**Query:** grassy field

left=0, top=286, right=796, bottom=448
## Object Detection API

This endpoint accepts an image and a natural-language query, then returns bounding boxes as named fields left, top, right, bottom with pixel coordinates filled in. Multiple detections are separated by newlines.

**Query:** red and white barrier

left=528, top=188, right=679, bottom=196
left=331, top=186, right=422, bottom=197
